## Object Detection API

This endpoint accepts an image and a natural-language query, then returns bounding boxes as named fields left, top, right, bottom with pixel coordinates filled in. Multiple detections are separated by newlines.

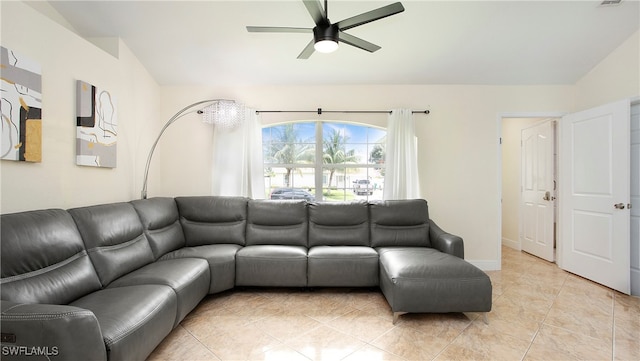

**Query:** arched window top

left=262, top=121, right=386, bottom=202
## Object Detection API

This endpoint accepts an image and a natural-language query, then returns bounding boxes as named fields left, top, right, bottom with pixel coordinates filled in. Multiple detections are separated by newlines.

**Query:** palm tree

left=266, top=124, right=314, bottom=187
left=323, top=128, right=359, bottom=189
left=369, top=140, right=386, bottom=176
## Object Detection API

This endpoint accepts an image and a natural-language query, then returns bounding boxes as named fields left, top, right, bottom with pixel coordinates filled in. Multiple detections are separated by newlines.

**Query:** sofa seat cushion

left=377, top=247, right=492, bottom=313
left=308, top=246, right=379, bottom=287
left=70, top=285, right=177, bottom=361
left=161, top=244, right=242, bottom=294
left=107, top=258, right=210, bottom=326
left=236, top=245, right=307, bottom=286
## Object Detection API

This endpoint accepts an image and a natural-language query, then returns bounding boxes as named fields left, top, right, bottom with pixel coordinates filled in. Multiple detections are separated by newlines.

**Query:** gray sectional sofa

left=0, top=197, right=492, bottom=361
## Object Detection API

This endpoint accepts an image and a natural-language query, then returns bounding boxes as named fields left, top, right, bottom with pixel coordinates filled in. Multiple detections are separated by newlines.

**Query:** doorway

left=499, top=113, right=563, bottom=264
left=501, top=116, right=559, bottom=247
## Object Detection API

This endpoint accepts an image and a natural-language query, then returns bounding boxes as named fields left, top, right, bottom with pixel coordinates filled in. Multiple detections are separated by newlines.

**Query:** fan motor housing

left=313, top=23, right=339, bottom=43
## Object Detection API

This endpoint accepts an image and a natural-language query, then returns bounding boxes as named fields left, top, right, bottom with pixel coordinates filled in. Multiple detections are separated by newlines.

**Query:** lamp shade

left=200, top=100, right=245, bottom=129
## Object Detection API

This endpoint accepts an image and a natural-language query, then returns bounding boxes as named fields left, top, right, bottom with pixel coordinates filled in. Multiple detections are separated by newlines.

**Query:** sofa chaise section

left=378, top=247, right=492, bottom=319
left=370, top=199, right=492, bottom=323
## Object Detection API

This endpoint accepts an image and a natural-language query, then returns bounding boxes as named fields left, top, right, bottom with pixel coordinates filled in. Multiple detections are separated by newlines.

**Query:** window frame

left=262, top=120, right=386, bottom=202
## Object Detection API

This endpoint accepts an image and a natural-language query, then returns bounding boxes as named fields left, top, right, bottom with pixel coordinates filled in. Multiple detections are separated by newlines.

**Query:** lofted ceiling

left=28, top=0, right=640, bottom=86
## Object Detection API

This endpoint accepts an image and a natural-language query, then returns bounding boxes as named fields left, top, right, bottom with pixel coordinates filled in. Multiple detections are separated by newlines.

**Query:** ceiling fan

left=246, top=0, right=405, bottom=59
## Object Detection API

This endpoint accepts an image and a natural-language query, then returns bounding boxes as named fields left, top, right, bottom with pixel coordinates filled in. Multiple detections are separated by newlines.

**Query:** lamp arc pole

left=141, top=99, right=229, bottom=199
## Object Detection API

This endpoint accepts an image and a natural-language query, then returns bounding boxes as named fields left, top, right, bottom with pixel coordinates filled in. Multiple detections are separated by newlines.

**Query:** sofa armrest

left=429, top=219, right=464, bottom=259
left=1, top=300, right=106, bottom=361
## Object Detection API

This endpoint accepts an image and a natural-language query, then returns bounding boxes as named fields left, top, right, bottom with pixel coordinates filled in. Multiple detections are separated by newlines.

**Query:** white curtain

left=211, top=107, right=265, bottom=198
left=383, top=109, right=420, bottom=199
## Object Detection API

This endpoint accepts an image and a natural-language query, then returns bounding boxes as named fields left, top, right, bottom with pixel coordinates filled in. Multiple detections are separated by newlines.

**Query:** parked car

left=352, top=179, right=374, bottom=195
left=269, top=188, right=315, bottom=201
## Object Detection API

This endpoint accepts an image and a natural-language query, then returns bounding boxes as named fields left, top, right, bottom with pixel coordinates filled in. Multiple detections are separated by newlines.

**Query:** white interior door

left=521, top=119, right=555, bottom=261
left=559, top=99, right=631, bottom=294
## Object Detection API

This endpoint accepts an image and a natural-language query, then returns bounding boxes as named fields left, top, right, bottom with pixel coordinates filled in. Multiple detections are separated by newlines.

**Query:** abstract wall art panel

left=76, top=80, right=117, bottom=168
left=1, top=46, right=43, bottom=162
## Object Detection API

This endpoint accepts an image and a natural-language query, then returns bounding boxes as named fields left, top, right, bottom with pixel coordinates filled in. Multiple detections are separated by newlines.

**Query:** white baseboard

left=502, top=237, right=520, bottom=250
left=632, top=267, right=640, bottom=296
left=468, top=260, right=501, bottom=271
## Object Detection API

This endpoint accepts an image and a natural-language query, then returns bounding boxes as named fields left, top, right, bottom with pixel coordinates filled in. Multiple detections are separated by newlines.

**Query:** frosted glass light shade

left=314, top=40, right=339, bottom=53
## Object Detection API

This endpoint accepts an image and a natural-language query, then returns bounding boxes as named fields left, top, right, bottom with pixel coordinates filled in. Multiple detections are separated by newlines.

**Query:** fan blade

left=297, top=39, right=316, bottom=59
left=302, top=0, right=326, bottom=25
left=336, top=2, right=405, bottom=31
left=247, top=26, right=312, bottom=34
left=339, top=31, right=381, bottom=53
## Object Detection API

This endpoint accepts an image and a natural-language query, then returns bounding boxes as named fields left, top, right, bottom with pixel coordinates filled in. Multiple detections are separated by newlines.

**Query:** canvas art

left=1, top=46, right=43, bottom=162
left=76, top=80, right=117, bottom=168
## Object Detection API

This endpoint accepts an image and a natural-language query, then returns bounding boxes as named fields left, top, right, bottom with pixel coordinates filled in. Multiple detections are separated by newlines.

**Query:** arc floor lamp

left=141, top=99, right=244, bottom=199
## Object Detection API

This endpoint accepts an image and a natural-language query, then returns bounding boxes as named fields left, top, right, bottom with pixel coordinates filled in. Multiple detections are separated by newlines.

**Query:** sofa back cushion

left=69, top=203, right=154, bottom=287
left=131, top=197, right=186, bottom=259
left=175, top=196, right=248, bottom=246
left=369, top=199, right=431, bottom=248
left=0, top=209, right=102, bottom=304
left=308, top=201, right=369, bottom=247
left=246, top=200, right=308, bottom=247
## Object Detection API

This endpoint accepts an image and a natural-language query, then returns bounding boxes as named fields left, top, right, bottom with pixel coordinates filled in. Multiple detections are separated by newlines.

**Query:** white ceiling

left=30, top=0, right=640, bottom=86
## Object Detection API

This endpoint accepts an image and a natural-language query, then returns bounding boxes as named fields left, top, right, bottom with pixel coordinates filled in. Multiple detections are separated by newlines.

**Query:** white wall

left=158, top=85, right=575, bottom=268
left=575, top=30, right=640, bottom=111
left=2, top=2, right=637, bottom=271
left=0, top=1, right=161, bottom=213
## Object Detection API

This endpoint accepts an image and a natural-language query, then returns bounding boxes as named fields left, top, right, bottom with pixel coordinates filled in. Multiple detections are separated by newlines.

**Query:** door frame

left=498, top=112, right=566, bottom=268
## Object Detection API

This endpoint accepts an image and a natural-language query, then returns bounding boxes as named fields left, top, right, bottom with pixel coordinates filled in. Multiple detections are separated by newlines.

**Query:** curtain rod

left=255, top=108, right=429, bottom=115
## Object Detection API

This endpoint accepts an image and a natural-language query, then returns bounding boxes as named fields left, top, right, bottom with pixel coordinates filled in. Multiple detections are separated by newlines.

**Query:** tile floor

left=148, top=247, right=640, bottom=360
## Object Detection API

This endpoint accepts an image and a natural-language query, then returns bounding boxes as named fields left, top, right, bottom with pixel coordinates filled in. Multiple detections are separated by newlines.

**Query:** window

left=263, top=121, right=386, bottom=202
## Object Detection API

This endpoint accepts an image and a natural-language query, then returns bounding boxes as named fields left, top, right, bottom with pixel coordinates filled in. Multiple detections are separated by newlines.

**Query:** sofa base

left=391, top=311, right=490, bottom=325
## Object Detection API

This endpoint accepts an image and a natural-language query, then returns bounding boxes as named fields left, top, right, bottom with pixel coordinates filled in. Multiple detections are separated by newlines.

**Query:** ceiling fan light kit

left=247, top=0, right=404, bottom=59
left=313, top=24, right=339, bottom=53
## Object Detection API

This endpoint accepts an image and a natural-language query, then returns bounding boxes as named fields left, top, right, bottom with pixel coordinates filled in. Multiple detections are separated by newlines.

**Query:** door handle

left=543, top=191, right=555, bottom=201
left=614, top=203, right=626, bottom=210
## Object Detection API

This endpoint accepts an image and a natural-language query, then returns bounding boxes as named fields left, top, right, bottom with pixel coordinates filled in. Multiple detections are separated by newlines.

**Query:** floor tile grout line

left=179, top=324, right=223, bottom=361
left=611, top=292, right=617, bottom=361
left=520, top=265, right=570, bottom=361
left=363, top=326, right=409, bottom=361
left=426, top=313, right=477, bottom=361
